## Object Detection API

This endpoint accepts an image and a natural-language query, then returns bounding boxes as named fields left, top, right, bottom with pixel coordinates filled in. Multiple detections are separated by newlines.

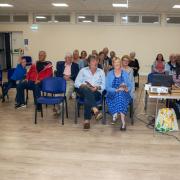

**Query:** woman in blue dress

left=106, top=56, right=133, bottom=131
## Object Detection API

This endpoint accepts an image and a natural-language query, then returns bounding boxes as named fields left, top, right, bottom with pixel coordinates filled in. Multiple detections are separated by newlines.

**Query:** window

left=77, top=15, right=95, bottom=23
left=35, top=15, right=52, bottom=23
left=142, top=15, right=160, bottom=24
left=98, top=15, right=114, bottom=23
left=0, top=15, right=11, bottom=22
left=54, top=15, right=70, bottom=22
left=13, top=15, right=28, bottom=22
left=121, top=15, right=140, bottom=24
left=166, top=16, right=180, bottom=24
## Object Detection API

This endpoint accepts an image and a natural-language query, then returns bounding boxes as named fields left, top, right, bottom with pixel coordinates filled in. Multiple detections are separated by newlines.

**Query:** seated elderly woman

left=148, top=53, right=165, bottom=83
left=121, top=55, right=135, bottom=97
left=106, top=57, right=133, bottom=131
left=165, top=54, right=176, bottom=75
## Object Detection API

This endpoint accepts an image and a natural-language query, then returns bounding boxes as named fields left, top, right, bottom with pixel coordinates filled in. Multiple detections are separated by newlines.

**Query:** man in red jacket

left=15, top=51, right=53, bottom=109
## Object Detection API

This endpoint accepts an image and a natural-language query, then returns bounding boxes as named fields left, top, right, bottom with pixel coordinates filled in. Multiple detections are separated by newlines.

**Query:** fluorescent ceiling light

left=166, top=18, right=170, bottom=21
left=82, top=20, right=92, bottom=23
left=0, top=3, right=13, bottom=7
left=112, top=3, right=128, bottom=8
left=52, top=3, right=68, bottom=7
left=78, top=16, right=86, bottom=19
left=36, top=16, right=46, bottom=19
left=173, top=5, right=180, bottom=8
left=122, top=16, right=128, bottom=20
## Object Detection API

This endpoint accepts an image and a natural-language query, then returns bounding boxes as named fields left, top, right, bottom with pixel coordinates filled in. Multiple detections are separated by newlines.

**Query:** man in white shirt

left=75, top=55, right=105, bottom=130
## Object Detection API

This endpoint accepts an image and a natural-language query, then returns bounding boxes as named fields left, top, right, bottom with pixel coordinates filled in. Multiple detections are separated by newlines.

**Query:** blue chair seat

left=37, top=96, right=64, bottom=105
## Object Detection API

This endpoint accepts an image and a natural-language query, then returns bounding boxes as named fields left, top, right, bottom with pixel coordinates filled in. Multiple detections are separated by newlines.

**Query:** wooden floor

left=0, top=77, right=180, bottom=180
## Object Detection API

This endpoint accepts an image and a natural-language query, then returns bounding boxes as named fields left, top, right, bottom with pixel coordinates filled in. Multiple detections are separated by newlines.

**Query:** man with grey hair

left=56, top=52, right=79, bottom=99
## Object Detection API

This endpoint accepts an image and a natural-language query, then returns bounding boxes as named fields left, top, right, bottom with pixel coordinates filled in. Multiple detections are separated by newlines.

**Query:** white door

left=11, top=32, right=23, bottom=68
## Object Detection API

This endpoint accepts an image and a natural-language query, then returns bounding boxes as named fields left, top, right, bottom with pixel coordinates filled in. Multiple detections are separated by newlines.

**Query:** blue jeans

left=16, top=80, right=42, bottom=108
left=3, top=79, right=16, bottom=97
left=76, top=87, right=101, bottom=120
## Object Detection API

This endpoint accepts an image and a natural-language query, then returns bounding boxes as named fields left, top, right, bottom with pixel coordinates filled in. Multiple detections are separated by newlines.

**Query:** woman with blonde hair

left=121, top=55, right=135, bottom=98
left=106, top=57, right=133, bottom=130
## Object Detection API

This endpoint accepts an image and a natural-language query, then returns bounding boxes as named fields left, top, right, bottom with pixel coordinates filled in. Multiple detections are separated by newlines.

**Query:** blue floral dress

left=106, top=73, right=132, bottom=115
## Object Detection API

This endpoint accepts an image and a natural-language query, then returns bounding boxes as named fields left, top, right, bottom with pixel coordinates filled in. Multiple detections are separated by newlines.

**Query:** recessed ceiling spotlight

left=0, top=3, right=13, bottom=7
left=52, top=3, right=69, bottom=7
left=173, top=5, right=180, bottom=8
left=112, top=3, right=128, bottom=8
left=36, top=16, right=46, bottom=19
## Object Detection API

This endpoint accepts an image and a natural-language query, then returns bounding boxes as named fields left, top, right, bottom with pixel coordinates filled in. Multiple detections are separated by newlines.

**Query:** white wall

left=0, top=23, right=180, bottom=75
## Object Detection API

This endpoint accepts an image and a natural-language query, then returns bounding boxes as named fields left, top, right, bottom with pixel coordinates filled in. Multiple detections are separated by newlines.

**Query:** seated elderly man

left=75, top=55, right=105, bottom=130
left=15, top=51, right=53, bottom=109
left=56, top=52, right=79, bottom=99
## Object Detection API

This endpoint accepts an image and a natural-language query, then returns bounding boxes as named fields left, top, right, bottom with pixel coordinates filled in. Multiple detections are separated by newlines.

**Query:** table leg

left=154, top=98, right=159, bottom=135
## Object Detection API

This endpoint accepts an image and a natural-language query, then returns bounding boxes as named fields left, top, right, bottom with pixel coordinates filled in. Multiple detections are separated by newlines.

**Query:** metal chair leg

left=65, top=96, right=68, bottom=118
left=41, top=105, right=43, bottom=118
left=74, top=100, right=78, bottom=124
left=78, top=103, right=80, bottom=117
left=35, top=106, right=37, bottom=124
left=61, top=102, right=64, bottom=125
left=130, top=102, right=134, bottom=125
left=102, top=98, right=106, bottom=125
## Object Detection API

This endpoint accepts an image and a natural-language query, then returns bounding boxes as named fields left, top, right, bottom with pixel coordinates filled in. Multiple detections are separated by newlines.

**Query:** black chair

left=35, top=77, right=67, bottom=125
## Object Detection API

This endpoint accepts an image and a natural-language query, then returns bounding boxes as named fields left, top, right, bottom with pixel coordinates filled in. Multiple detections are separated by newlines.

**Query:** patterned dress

left=106, top=73, right=132, bottom=115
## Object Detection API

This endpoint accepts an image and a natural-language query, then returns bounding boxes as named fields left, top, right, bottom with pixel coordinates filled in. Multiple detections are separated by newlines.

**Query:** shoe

left=83, top=122, right=90, bottom=130
left=15, top=104, right=26, bottom=109
left=94, top=111, right=103, bottom=121
left=120, top=125, right=126, bottom=131
left=112, top=113, right=118, bottom=125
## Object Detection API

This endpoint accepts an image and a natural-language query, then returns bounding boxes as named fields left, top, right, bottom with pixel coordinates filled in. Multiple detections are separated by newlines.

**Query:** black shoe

left=15, top=104, right=26, bottom=109
left=120, top=125, right=126, bottom=131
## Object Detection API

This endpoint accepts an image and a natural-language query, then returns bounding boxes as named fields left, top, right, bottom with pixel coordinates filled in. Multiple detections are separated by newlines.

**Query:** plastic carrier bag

left=155, top=108, right=179, bottom=132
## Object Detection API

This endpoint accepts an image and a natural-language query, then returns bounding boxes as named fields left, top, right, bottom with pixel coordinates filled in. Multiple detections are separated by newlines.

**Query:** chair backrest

left=42, top=77, right=66, bottom=94
left=22, top=56, right=32, bottom=66
left=7, top=68, right=15, bottom=80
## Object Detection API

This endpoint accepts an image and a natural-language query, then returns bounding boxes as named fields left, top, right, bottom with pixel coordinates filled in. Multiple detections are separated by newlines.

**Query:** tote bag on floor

left=155, top=108, right=179, bottom=132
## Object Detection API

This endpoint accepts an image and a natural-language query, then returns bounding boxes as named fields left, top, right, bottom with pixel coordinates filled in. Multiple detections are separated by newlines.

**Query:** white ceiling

left=0, top=0, right=180, bottom=14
